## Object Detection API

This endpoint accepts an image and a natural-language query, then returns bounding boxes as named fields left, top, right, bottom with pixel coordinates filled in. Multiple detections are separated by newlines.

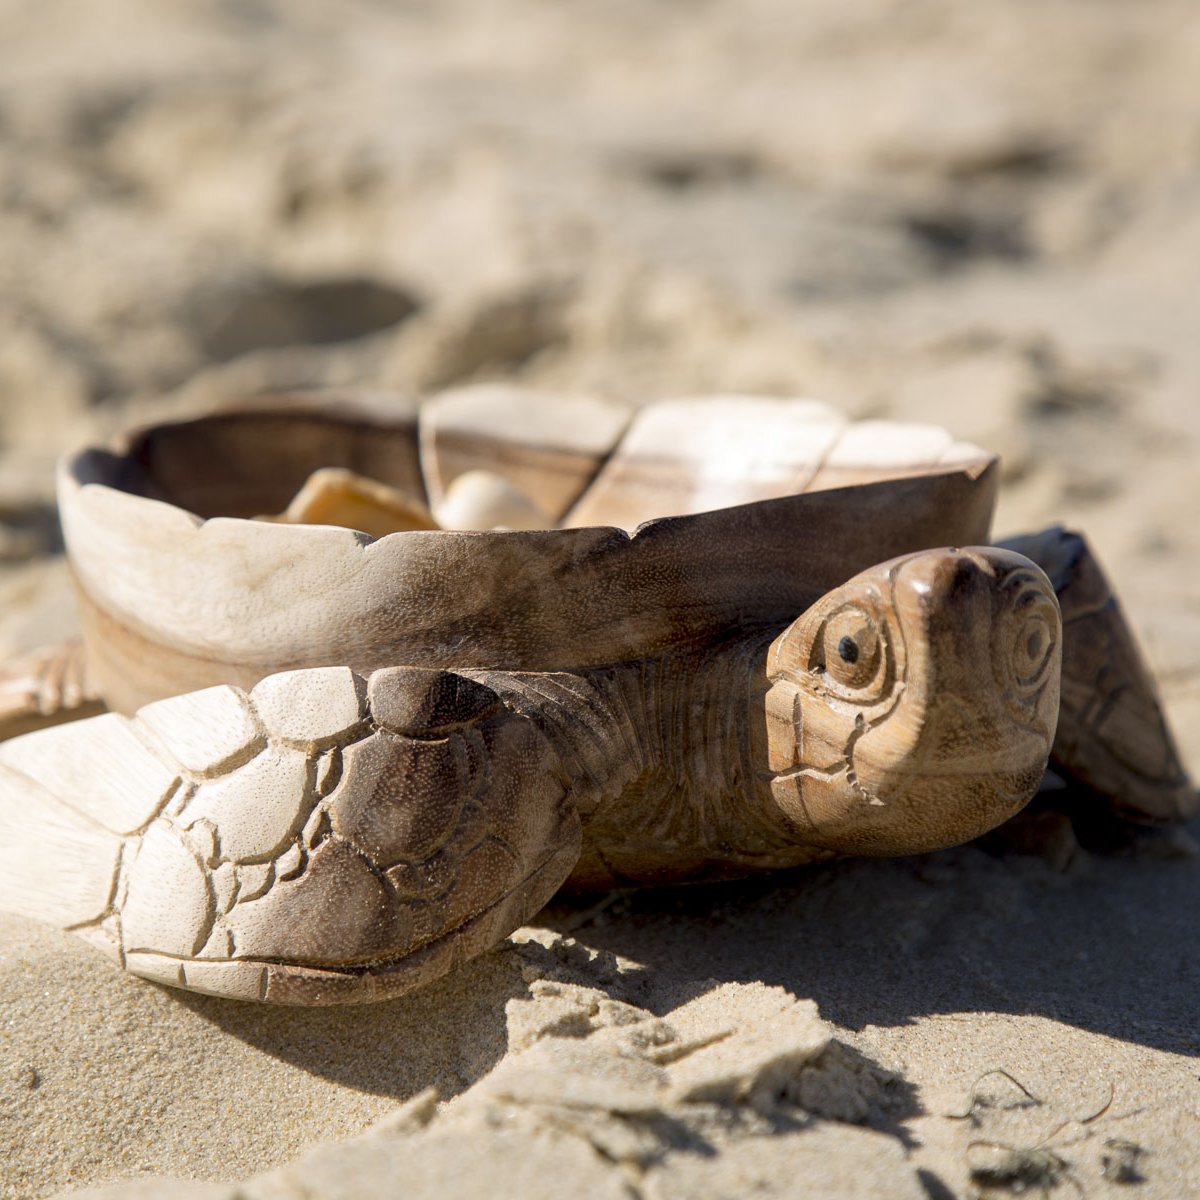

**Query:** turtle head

left=761, top=546, right=1061, bottom=856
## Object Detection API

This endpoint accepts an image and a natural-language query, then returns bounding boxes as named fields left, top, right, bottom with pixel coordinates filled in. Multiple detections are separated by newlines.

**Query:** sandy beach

left=1, top=1, right=1199, bottom=1196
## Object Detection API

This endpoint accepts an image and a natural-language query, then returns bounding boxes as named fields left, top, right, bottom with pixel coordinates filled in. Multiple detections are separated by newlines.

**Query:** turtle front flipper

left=1000, top=526, right=1196, bottom=824
left=0, top=665, right=581, bottom=1004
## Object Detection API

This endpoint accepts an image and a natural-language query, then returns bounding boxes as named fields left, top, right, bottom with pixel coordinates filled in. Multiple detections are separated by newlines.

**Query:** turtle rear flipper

left=1000, top=527, right=1196, bottom=825
left=0, top=665, right=581, bottom=1004
left=0, top=639, right=105, bottom=742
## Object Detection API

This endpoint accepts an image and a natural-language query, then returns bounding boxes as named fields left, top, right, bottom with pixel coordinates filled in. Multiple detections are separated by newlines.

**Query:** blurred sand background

left=1, top=1, right=1199, bottom=1197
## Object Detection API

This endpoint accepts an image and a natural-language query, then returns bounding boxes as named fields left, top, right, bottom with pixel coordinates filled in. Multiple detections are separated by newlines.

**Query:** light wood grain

left=420, top=384, right=632, bottom=521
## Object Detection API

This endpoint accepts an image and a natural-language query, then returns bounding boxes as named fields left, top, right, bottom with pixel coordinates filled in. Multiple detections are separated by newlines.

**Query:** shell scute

left=250, top=667, right=367, bottom=746
left=436, top=837, right=523, bottom=932
left=236, top=860, right=274, bottom=902
left=182, top=959, right=266, bottom=1001
left=136, top=686, right=264, bottom=777
left=120, top=822, right=214, bottom=958
left=367, top=667, right=503, bottom=737
left=181, top=745, right=313, bottom=864
left=327, top=729, right=471, bottom=865
left=466, top=716, right=570, bottom=857
left=223, top=837, right=412, bottom=966
left=385, top=802, right=490, bottom=901
left=385, top=852, right=457, bottom=902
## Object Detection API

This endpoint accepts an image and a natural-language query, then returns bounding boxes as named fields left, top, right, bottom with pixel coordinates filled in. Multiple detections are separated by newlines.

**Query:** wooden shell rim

left=60, top=391, right=1000, bottom=714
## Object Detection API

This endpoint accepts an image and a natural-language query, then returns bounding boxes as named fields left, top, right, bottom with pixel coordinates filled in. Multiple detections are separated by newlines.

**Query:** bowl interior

left=117, top=405, right=425, bottom=521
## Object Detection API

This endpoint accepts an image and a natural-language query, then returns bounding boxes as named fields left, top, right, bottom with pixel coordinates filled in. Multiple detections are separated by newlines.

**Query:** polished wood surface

left=0, top=390, right=1189, bottom=1004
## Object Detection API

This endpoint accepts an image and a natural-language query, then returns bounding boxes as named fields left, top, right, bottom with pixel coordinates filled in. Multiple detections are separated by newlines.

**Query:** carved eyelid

left=811, top=602, right=893, bottom=704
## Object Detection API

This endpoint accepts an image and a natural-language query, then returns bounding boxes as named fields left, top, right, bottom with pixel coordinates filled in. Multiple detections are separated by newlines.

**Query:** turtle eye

left=1012, top=613, right=1055, bottom=689
left=816, top=606, right=884, bottom=695
left=991, top=571, right=1060, bottom=709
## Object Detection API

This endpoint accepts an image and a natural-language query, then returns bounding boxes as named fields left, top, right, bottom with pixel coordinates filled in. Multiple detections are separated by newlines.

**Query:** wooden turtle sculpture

left=0, top=390, right=1191, bottom=1005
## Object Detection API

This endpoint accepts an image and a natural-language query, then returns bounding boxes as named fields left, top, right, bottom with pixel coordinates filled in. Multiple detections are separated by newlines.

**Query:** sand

left=1, top=0, right=1199, bottom=1196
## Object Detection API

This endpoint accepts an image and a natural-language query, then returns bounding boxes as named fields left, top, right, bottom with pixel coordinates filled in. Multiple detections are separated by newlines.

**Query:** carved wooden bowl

left=60, top=388, right=998, bottom=713
left=0, top=388, right=1188, bottom=1004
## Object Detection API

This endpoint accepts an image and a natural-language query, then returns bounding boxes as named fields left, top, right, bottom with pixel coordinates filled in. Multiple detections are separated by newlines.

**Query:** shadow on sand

left=179, top=826, right=1198, bottom=1107
left=174, top=947, right=529, bottom=1100
left=538, top=833, right=1200, bottom=1059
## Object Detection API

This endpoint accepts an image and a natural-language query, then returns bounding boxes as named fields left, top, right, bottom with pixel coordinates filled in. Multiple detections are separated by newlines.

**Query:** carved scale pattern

left=0, top=665, right=579, bottom=1002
